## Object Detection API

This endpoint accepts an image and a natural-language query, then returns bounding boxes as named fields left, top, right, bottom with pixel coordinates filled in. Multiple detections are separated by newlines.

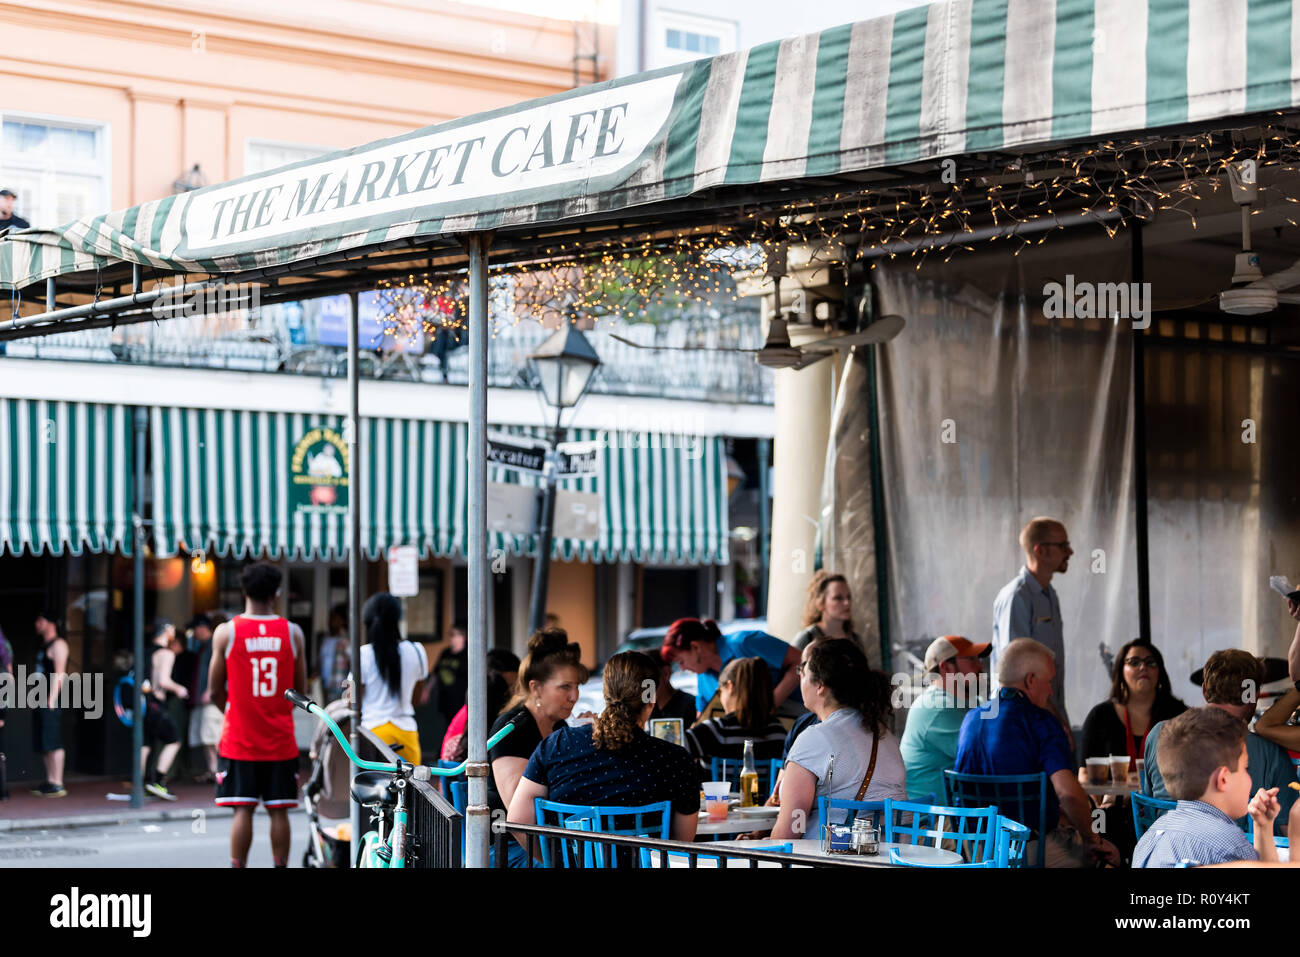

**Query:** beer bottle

left=739, top=739, right=759, bottom=808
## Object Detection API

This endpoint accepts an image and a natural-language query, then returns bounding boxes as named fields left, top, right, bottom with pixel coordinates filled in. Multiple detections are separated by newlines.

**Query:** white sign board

left=387, top=545, right=419, bottom=597
left=555, top=440, right=602, bottom=480
left=488, top=481, right=538, bottom=536
left=553, top=490, right=601, bottom=540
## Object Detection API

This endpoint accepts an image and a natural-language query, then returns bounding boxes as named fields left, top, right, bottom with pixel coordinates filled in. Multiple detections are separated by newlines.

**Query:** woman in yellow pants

left=358, top=593, right=429, bottom=765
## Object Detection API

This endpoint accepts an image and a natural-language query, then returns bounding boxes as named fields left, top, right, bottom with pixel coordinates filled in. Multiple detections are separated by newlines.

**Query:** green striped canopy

left=1, top=398, right=133, bottom=556
left=150, top=407, right=728, bottom=565
left=5, top=0, right=1297, bottom=291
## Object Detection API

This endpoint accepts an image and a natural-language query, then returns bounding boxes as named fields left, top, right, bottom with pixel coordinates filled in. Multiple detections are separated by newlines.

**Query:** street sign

left=488, top=481, right=538, bottom=535
left=553, top=490, right=601, bottom=539
left=555, top=440, right=601, bottom=480
left=387, top=545, right=419, bottom=597
left=486, top=431, right=549, bottom=475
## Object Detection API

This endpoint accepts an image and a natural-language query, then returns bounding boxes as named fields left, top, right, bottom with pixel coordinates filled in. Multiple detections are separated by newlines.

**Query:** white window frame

left=653, top=9, right=736, bottom=68
left=243, top=138, right=336, bottom=177
left=0, top=110, right=112, bottom=229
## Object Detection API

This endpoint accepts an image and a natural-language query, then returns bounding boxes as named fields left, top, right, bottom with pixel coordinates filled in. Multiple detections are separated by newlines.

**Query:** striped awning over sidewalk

left=5, top=0, right=1296, bottom=290
left=150, top=407, right=728, bottom=565
left=0, top=398, right=133, bottom=556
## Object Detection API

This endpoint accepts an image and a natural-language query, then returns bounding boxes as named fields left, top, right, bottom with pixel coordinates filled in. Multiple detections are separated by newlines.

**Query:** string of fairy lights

left=372, top=118, right=1300, bottom=343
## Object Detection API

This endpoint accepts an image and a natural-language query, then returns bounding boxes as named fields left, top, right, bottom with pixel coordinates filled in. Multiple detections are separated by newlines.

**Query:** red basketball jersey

left=219, top=615, right=298, bottom=761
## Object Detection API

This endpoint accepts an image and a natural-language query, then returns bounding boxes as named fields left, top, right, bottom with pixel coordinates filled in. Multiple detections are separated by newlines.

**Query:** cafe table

left=654, top=837, right=963, bottom=868
left=696, top=804, right=779, bottom=837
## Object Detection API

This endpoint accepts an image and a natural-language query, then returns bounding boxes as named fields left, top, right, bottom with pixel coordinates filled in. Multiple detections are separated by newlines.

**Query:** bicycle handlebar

left=284, top=689, right=514, bottom=777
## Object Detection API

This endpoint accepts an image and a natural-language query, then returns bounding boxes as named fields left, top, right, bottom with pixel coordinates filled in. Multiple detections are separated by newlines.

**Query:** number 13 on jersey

left=251, top=657, right=278, bottom=697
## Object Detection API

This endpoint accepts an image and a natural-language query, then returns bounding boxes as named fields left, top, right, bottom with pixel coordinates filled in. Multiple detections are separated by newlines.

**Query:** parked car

left=573, top=618, right=770, bottom=721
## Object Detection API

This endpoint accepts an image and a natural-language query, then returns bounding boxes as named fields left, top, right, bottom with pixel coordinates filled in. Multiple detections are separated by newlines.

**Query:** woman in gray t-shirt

left=771, top=638, right=906, bottom=840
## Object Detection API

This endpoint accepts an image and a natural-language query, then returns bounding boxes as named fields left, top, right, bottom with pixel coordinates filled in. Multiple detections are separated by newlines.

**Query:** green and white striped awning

left=150, top=407, right=728, bottom=565
left=6, top=0, right=1298, bottom=291
left=0, top=398, right=133, bottom=556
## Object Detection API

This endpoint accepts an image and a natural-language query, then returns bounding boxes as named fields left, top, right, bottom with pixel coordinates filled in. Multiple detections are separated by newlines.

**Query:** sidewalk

left=0, top=778, right=237, bottom=831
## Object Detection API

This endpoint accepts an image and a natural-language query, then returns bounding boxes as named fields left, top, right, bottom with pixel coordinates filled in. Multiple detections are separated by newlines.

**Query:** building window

left=0, top=115, right=110, bottom=229
left=244, top=139, right=333, bottom=176
left=655, top=11, right=735, bottom=67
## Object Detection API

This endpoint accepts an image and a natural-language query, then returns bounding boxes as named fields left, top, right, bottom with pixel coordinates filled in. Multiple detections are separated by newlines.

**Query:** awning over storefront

left=0, top=398, right=133, bottom=556
left=150, top=407, right=728, bottom=565
left=5, top=0, right=1297, bottom=293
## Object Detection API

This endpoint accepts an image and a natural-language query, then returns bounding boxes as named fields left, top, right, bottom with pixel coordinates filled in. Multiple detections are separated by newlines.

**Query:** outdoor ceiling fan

left=1218, top=161, right=1300, bottom=315
left=612, top=243, right=906, bottom=370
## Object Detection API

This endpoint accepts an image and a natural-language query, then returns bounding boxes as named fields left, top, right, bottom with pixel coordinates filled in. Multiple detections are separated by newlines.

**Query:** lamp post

left=526, top=324, right=600, bottom=636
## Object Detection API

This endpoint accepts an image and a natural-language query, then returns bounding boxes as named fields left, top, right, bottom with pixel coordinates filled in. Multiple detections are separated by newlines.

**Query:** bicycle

left=284, top=689, right=514, bottom=868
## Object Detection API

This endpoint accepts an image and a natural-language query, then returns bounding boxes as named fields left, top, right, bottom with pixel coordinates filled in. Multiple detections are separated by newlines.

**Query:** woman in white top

left=358, top=592, right=430, bottom=763
left=771, top=636, right=906, bottom=840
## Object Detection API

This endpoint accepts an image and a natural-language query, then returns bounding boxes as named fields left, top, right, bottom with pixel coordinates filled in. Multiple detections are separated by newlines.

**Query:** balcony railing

left=2, top=298, right=774, bottom=405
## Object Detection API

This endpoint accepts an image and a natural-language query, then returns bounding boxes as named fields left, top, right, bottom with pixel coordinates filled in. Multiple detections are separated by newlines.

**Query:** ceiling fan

left=1218, top=162, right=1300, bottom=315
left=612, top=245, right=906, bottom=369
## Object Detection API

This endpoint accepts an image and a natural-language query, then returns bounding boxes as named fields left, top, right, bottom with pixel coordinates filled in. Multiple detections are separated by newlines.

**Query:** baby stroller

left=302, top=698, right=354, bottom=868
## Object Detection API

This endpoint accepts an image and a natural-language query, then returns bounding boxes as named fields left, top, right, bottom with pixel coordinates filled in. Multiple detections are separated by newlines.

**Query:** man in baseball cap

left=0, top=190, right=30, bottom=230
left=899, top=636, right=991, bottom=802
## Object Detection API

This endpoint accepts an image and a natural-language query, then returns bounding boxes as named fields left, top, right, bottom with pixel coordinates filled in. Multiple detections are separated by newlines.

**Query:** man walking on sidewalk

left=209, top=562, right=307, bottom=868
left=31, top=612, right=68, bottom=798
left=143, top=619, right=187, bottom=800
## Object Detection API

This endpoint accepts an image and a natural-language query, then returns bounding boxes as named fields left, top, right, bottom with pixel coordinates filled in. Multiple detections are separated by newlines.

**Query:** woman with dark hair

left=1080, top=638, right=1187, bottom=861
left=508, top=651, right=701, bottom=854
left=793, top=571, right=862, bottom=653
left=358, top=593, right=430, bottom=764
left=662, top=617, right=801, bottom=715
left=440, top=648, right=520, bottom=763
left=770, top=638, right=906, bottom=840
left=487, top=629, right=587, bottom=832
left=644, top=648, right=696, bottom=726
left=685, top=657, right=786, bottom=765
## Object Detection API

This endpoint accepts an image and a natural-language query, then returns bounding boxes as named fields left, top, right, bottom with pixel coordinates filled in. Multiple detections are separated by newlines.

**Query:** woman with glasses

left=1080, top=639, right=1187, bottom=862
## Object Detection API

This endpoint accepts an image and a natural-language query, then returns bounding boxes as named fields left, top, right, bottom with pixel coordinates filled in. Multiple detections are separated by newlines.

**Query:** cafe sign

left=290, top=426, right=349, bottom=517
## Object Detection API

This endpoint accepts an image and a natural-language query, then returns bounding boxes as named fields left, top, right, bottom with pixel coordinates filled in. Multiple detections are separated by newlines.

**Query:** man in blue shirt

left=992, top=517, right=1072, bottom=742
left=901, top=636, right=989, bottom=802
left=955, top=638, right=1118, bottom=867
left=661, top=619, right=800, bottom=714
left=1134, top=706, right=1282, bottom=867
left=1143, top=648, right=1296, bottom=833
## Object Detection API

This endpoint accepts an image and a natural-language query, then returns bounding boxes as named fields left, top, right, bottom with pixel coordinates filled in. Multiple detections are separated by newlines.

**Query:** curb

left=0, top=805, right=243, bottom=832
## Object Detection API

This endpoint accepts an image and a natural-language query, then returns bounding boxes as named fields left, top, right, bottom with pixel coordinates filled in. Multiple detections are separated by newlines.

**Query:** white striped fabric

left=0, top=398, right=133, bottom=556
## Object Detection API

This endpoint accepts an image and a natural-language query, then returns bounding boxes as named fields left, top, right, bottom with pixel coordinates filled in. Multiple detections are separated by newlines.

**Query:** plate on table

left=736, top=806, right=778, bottom=817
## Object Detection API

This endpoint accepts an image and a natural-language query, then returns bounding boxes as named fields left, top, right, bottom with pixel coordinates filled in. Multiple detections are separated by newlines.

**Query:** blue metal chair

left=818, top=796, right=887, bottom=832
left=436, top=760, right=465, bottom=801
left=888, top=847, right=996, bottom=868
left=996, top=818, right=1031, bottom=868
left=710, top=756, right=780, bottom=799
left=883, top=799, right=1000, bottom=864
left=1130, top=791, right=1176, bottom=842
left=639, top=843, right=792, bottom=868
left=534, top=799, right=672, bottom=868
left=944, top=770, right=1049, bottom=868
left=449, top=781, right=467, bottom=816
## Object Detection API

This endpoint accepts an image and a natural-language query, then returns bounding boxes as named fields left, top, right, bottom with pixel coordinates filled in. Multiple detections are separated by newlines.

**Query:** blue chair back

left=709, top=756, right=781, bottom=799
left=883, top=799, right=999, bottom=864
left=1130, top=791, right=1176, bottom=842
left=888, top=847, right=996, bottom=868
left=944, top=770, right=1049, bottom=868
left=818, top=796, right=887, bottom=832
left=996, top=817, right=1031, bottom=868
left=1244, top=815, right=1290, bottom=848
left=639, top=843, right=792, bottom=869
left=436, top=760, right=465, bottom=799
left=535, top=799, right=672, bottom=868
left=449, top=781, right=467, bottom=816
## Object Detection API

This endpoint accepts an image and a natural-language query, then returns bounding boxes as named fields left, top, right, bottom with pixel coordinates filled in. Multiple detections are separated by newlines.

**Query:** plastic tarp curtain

left=871, top=236, right=1139, bottom=722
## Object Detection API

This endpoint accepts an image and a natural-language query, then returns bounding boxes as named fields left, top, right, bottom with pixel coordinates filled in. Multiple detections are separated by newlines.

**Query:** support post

left=1132, top=221, right=1152, bottom=644
left=347, top=289, right=363, bottom=853
left=757, top=437, right=770, bottom=618
left=131, top=407, right=147, bottom=809
left=466, top=234, right=492, bottom=868
left=527, top=415, right=563, bottom=636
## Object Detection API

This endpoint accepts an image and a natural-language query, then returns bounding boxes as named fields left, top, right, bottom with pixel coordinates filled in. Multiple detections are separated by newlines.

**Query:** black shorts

left=144, top=700, right=178, bottom=748
left=31, top=708, right=62, bottom=753
left=215, top=756, right=299, bottom=809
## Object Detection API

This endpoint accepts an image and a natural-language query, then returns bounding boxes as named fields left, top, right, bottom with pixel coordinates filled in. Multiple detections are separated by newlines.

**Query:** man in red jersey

left=209, top=562, right=308, bottom=868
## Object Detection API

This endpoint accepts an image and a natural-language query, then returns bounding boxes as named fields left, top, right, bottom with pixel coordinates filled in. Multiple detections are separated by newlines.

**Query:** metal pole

left=527, top=409, right=562, bottom=636
left=466, top=234, right=491, bottom=868
left=757, top=437, right=770, bottom=618
left=130, top=407, right=146, bottom=809
left=1131, top=221, right=1152, bottom=644
left=347, top=289, right=363, bottom=855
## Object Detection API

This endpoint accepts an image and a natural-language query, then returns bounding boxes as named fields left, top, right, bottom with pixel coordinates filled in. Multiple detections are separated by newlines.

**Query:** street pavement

left=0, top=807, right=309, bottom=867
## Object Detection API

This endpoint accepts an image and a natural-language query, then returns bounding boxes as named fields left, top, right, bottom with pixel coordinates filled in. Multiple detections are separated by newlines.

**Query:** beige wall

left=3, top=0, right=613, bottom=211
left=546, top=559, right=597, bottom=669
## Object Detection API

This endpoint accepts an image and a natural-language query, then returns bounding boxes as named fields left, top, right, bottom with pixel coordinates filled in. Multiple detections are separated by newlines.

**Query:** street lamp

left=526, top=324, right=601, bottom=635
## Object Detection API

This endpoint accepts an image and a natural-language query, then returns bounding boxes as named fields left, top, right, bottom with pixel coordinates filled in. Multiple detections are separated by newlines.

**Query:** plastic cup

left=702, top=781, right=730, bottom=822
left=1086, top=757, right=1110, bottom=785
left=1110, top=756, right=1131, bottom=786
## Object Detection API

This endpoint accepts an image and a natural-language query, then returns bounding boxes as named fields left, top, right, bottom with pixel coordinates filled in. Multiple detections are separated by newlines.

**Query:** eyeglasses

left=1124, top=656, right=1158, bottom=669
